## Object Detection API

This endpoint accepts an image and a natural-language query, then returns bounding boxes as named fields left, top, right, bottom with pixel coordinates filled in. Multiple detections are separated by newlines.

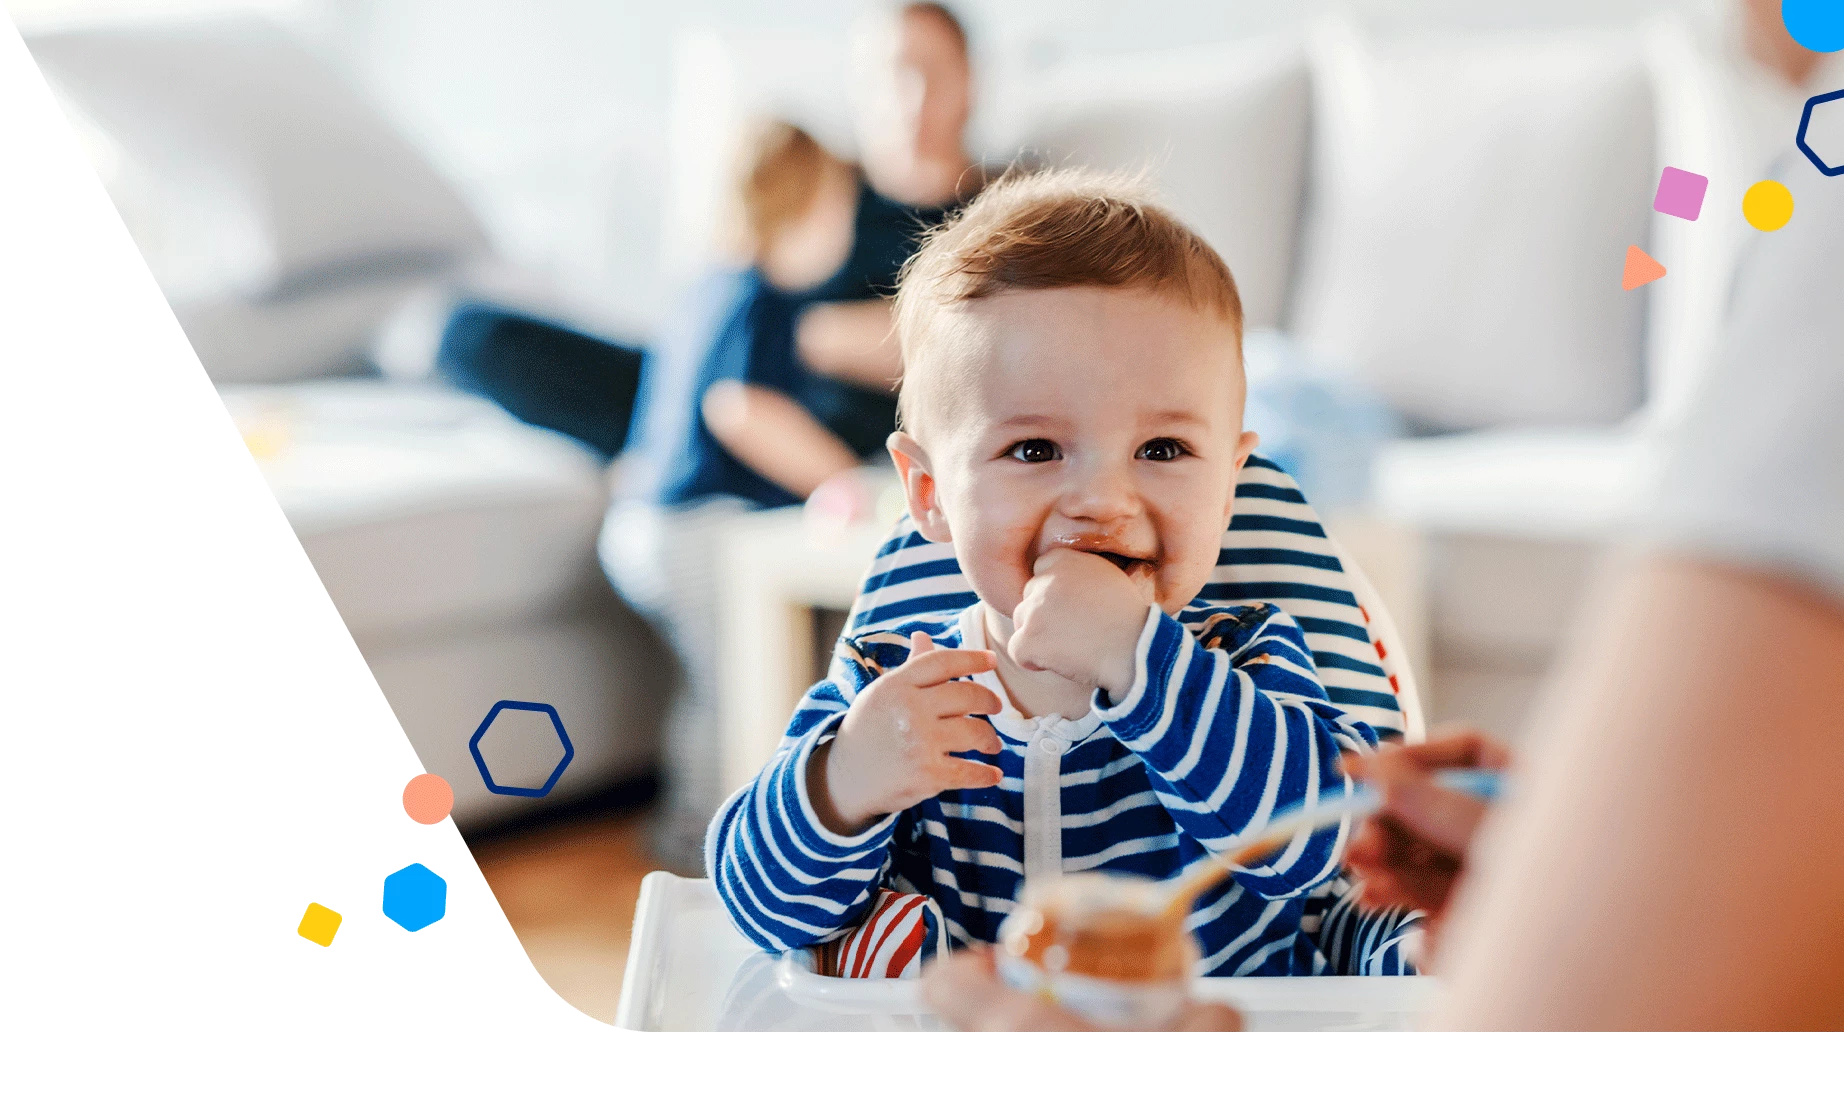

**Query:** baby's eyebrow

left=1144, top=410, right=1210, bottom=429
left=992, top=414, right=1063, bottom=431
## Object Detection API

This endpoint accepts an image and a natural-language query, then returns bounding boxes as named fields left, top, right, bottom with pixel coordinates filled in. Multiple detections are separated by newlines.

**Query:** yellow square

left=297, top=902, right=342, bottom=947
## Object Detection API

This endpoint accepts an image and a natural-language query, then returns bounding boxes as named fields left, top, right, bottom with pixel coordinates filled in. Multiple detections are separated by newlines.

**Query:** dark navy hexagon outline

left=1797, top=89, right=1844, bottom=177
left=467, top=699, right=575, bottom=797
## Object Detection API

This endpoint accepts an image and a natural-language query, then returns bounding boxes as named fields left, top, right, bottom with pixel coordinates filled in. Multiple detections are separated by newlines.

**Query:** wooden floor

left=468, top=808, right=664, bottom=1024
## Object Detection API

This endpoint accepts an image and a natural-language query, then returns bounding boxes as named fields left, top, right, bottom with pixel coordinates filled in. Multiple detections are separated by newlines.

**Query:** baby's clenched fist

left=810, top=632, right=1005, bottom=834
left=1008, top=548, right=1150, bottom=702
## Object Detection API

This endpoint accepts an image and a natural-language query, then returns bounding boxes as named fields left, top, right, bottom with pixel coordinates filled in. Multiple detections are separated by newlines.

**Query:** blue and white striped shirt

left=710, top=456, right=1420, bottom=975
left=707, top=594, right=1381, bottom=976
left=844, top=457, right=1408, bottom=743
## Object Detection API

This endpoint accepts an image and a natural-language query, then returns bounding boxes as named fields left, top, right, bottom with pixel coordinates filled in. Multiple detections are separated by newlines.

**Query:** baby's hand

left=813, top=632, right=1005, bottom=834
left=1008, top=548, right=1150, bottom=702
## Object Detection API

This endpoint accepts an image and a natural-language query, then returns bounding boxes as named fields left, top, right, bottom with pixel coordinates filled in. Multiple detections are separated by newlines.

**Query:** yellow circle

left=1742, top=180, right=1794, bottom=232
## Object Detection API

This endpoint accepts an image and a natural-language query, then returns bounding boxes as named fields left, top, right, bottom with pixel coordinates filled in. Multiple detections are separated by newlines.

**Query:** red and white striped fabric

left=815, top=890, right=942, bottom=980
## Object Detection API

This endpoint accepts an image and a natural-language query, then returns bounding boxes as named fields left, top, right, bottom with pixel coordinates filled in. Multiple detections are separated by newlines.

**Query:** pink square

left=1653, top=167, right=1709, bottom=221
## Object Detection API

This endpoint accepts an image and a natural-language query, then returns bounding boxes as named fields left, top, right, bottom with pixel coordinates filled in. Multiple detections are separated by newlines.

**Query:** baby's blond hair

left=893, top=168, right=1244, bottom=431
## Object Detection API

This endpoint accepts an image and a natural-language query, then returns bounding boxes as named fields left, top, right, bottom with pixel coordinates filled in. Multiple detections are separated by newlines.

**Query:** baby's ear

left=1225, top=430, right=1261, bottom=520
left=887, top=431, right=953, bottom=544
left=1232, top=430, right=1260, bottom=470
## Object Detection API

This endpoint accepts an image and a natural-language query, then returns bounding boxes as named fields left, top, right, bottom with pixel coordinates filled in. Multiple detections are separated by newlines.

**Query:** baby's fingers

left=898, top=647, right=998, bottom=687
left=938, top=717, right=1004, bottom=756
left=920, top=678, right=1003, bottom=719
left=938, top=756, right=1004, bottom=793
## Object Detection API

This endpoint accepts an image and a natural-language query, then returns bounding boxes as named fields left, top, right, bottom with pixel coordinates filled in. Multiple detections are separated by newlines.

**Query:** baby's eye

left=1005, top=439, right=1062, bottom=464
left=1137, top=438, right=1190, bottom=462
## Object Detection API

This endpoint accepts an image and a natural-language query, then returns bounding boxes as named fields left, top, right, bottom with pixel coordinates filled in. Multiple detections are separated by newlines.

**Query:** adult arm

left=1435, top=557, right=1844, bottom=1029
left=700, top=381, right=860, bottom=499
left=796, top=300, right=903, bottom=392
left=1437, top=150, right=1844, bottom=1030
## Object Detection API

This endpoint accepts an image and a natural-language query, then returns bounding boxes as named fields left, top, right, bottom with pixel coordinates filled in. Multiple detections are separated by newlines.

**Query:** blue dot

left=1784, top=0, right=1844, bottom=53
left=383, top=863, right=447, bottom=932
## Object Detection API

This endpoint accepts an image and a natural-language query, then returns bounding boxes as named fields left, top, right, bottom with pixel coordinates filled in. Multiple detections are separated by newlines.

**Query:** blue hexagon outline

left=382, top=862, right=447, bottom=932
left=467, top=699, right=575, bottom=798
left=1796, top=89, right=1844, bottom=177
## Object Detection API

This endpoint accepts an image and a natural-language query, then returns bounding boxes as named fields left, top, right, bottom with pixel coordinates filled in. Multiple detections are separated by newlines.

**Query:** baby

left=707, top=170, right=1378, bottom=977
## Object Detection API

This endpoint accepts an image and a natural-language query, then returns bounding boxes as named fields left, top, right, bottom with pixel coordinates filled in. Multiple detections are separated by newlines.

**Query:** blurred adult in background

left=588, top=2, right=982, bottom=870
left=436, top=2, right=977, bottom=468
left=785, top=0, right=980, bottom=404
left=618, top=1, right=981, bottom=512
left=926, top=0, right=1844, bottom=1030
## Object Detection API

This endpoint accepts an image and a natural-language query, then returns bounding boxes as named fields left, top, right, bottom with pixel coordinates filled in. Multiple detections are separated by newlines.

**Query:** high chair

left=837, top=455, right=1430, bottom=977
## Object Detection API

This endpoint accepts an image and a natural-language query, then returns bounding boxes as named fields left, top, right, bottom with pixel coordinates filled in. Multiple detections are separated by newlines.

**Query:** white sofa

left=217, top=381, right=671, bottom=828
left=29, top=16, right=672, bottom=828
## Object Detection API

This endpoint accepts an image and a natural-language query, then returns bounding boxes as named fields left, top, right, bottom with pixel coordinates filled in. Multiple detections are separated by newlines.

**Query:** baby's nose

left=1057, top=462, right=1140, bottom=523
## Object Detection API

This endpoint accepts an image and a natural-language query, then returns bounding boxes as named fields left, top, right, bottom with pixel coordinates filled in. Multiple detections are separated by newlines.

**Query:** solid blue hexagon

left=467, top=699, right=575, bottom=798
left=1796, top=89, right=1844, bottom=176
left=382, top=863, right=447, bottom=932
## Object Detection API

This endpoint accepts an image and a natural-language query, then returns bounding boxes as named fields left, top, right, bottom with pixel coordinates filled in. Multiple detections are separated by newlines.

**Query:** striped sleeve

left=1095, top=605, right=1377, bottom=901
left=704, top=639, right=902, bottom=952
left=1316, top=892, right=1423, bottom=976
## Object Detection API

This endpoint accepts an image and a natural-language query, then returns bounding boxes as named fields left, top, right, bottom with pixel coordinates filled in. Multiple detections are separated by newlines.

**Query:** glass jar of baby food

left=995, top=873, right=1198, bottom=1029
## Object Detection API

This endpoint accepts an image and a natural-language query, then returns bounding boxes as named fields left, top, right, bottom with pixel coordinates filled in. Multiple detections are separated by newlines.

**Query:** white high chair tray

left=616, top=874, right=1440, bottom=1031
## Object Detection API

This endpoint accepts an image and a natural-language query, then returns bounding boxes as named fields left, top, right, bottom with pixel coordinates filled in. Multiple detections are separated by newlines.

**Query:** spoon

left=1156, top=769, right=1504, bottom=926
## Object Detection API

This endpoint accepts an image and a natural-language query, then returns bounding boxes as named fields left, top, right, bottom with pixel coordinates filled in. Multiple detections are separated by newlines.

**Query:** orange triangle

left=1622, top=245, right=1666, bottom=290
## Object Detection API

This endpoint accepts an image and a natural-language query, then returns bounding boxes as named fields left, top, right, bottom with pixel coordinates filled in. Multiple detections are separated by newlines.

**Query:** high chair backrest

left=846, top=455, right=1414, bottom=742
left=1326, top=536, right=1424, bottom=742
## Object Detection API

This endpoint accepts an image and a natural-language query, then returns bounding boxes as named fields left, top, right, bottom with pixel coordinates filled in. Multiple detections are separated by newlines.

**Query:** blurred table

left=712, top=509, right=889, bottom=798
left=615, top=873, right=1440, bottom=1032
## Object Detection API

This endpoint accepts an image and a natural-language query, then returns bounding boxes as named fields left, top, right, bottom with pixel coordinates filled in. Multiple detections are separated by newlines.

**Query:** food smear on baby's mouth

left=1046, top=532, right=1156, bottom=575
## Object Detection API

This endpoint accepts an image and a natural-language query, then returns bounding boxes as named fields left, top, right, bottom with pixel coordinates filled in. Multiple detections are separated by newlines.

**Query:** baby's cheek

left=1157, top=522, right=1225, bottom=612
left=958, top=520, right=1036, bottom=616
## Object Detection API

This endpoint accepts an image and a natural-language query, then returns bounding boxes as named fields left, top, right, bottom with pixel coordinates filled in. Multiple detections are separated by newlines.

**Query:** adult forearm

left=701, top=381, right=859, bottom=497
left=1436, top=555, right=1844, bottom=1029
left=796, top=300, right=902, bottom=391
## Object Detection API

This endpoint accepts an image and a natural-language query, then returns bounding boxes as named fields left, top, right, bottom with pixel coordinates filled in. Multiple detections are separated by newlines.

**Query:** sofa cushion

left=31, top=15, right=487, bottom=382
left=1290, top=20, right=1655, bottom=431
left=1013, top=37, right=1311, bottom=331
left=175, top=275, right=445, bottom=383
left=218, top=380, right=610, bottom=642
left=1373, top=427, right=1653, bottom=542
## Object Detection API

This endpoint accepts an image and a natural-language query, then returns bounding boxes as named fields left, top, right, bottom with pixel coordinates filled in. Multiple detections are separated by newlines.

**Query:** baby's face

left=897, top=286, right=1256, bottom=619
